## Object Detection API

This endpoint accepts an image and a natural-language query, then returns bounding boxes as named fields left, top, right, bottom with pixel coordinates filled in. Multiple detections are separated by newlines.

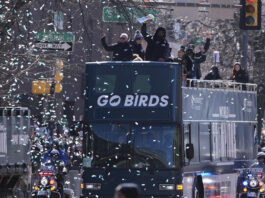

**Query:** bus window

left=95, top=75, right=116, bottom=93
left=222, top=123, right=236, bottom=160
left=133, top=75, right=151, bottom=93
left=236, top=123, right=255, bottom=160
left=199, top=123, right=211, bottom=161
left=190, top=123, right=199, bottom=163
left=132, top=67, right=171, bottom=94
left=131, top=124, right=181, bottom=169
left=212, top=123, right=237, bottom=161
left=212, top=123, right=221, bottom=161
left=88, top=123, right=130, bottom=168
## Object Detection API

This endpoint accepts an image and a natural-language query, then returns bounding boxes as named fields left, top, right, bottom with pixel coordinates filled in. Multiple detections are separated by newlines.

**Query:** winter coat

left=183, top=38, right=210, bottom=79
left=141, top=23, right=170, bottom=61
left=130, top=40, right=145, bottom=60
left=183, top=54, right=206, bottom=79
left=101, top=37, right=133, bottom=61
left=204, top=66, right=222, bottom=80
left=230, top=69, right=249, bottom=83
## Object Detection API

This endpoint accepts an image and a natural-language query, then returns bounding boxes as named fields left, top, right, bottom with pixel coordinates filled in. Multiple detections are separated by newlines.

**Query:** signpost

left=34, top=31, right=74, bottom=51
left=35, top=42, right=72, bottom=51
left=103, top=7, right=157, bottom=23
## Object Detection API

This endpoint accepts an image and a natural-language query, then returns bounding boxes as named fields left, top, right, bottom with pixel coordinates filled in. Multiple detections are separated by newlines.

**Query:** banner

left=182, top=88, right=257, bottom=122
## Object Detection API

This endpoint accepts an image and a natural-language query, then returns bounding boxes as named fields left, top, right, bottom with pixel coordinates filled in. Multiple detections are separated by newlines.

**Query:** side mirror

left=186, top=143, right=194, bottom=160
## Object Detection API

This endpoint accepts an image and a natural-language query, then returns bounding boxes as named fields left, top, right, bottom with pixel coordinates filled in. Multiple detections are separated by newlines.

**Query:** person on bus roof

left=184, top=47, right=206, bottom=80
left=204, top=66, right=222, bottom=80
left=182, top=36, right=210, bottom=80
left=101, top=33, right=133, bottom=61
left=141, top=23, right=170, bottom=62
left=230, top=62, right=249, bottom=84
left=114, top=183, right=139, bottom=198
left=130, top=30, right=145, bottom=60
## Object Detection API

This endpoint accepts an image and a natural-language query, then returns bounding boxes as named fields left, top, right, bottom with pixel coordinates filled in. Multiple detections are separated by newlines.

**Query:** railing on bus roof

left=184, top=79, right=257, bottom=92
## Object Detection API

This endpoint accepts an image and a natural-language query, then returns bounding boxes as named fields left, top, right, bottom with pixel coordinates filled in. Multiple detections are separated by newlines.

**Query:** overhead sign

left=34, top=31, right=74, bottom=43
left=103, top=7, right=157, bottom=23
left=35, top=42, right=72, bottom=51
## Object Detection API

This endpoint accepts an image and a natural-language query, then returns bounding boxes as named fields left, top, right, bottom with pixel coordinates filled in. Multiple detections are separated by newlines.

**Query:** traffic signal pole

left=239, top=0, right=262, bottom=71
left=241, top=30, right=249, bottom=71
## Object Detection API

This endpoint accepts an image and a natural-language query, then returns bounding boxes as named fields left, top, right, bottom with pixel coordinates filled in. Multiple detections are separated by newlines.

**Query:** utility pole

left=241, top=30, right=248, bottom=71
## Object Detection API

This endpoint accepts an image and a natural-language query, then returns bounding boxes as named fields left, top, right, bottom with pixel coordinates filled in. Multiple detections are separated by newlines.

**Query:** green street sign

left=103, top=7, right=157, bottom=23
left=34, top=31, right=74, bottom=43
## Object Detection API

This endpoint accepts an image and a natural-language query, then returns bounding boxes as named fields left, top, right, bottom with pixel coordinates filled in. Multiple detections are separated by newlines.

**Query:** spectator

left=174, top=48, right=185, bottom=64
left=184, top=47, right=206, bottom=80
left=204, top=66, right=222, bottom=80
left=141, top=23, right=170, bottom=61
left=101, top=33, right=133, bottom=61
left=131, top=30, right=145, bottom=60
left=114, top=183, right=139, bottom=198
left=183, top=37, right=210, bottom=79
left=173, top=49, right=187, bottom=80
left=230, top=62, right=249, bottom=83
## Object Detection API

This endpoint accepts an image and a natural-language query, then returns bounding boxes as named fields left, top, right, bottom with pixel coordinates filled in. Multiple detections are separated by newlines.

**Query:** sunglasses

left=120, top=37, right=127, bottom=40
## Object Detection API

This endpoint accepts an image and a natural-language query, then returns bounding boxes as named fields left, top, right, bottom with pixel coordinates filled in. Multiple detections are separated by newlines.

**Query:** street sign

left=35, top=42, right=72, bottom=51
left=34, top=31, right=74, bottom=43
left=103, top=7, right=157, bottom=23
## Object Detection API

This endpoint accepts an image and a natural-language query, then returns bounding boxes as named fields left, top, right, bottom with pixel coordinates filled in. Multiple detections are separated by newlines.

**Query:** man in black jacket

left=101, top=33, right=133, bottom=61
left=183, top=37, right=210, bottom=79
left=141, top=23, right=170, bottom=62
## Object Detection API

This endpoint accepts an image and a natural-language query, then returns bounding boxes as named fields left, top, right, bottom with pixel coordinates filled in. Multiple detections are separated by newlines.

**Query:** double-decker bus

left=80, top=62, right=257, bottom=198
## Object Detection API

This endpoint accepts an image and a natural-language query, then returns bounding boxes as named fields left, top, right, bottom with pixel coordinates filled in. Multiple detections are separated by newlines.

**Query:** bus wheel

left=192, top=175, right=204, bottom=198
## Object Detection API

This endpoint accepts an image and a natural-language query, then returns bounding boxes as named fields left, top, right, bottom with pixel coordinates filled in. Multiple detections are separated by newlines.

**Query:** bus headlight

left=159, top=184, right=175, bottom=191
left=85, top=183, right=101, bottom=190
left=41, top=177, right=48, bottom=186
left=249, top=179, right=258, bottom=188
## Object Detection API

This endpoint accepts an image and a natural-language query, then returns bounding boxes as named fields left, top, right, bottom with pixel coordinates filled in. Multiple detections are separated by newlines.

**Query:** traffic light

left=240, top=0, right=262, bottom=30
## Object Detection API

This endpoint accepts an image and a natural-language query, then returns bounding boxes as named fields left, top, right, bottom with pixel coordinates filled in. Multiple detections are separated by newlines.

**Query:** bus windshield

left=84, top=123, right=182, bottom=169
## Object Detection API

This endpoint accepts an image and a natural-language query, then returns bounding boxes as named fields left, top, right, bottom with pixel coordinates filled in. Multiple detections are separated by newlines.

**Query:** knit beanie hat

left=120, top=33, right=129, bottom=39
left=115, top=183, right=139, bottom=198
left=134, top=30, right=143, bottom=40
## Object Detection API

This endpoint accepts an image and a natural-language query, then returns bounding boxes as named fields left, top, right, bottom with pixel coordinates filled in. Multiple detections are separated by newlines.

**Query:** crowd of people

left=30, top=123, right=82, bottom=172
left=101, top=23, right=249, bottom=85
